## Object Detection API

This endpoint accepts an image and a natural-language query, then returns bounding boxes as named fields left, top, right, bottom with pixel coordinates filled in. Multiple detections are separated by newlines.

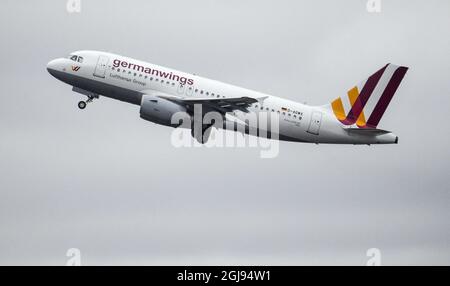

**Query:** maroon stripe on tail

left=366, top=66, right=408, bottom=128
left=343, top=64, right=388, bottom=125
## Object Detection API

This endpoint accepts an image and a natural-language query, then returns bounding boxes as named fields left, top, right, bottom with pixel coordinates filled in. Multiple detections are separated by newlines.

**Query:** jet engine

left=140, top=95, right=187, bottom=127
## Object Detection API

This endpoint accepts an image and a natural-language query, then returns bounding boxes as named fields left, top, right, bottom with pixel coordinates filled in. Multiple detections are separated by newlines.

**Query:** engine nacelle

left=140, top=95, right=187, bottom=127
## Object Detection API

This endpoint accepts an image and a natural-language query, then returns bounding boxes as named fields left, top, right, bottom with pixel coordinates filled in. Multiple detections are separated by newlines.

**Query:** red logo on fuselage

left=72, top=66, right=80, bottom=71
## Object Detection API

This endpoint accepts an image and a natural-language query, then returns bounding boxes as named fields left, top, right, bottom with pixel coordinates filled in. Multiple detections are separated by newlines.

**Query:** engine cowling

left=140, top=95, right=187, bottom=127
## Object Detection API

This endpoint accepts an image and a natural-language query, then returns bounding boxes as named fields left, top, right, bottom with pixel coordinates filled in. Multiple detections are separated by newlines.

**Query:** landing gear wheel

left=78, top=101, right=87, bottom=109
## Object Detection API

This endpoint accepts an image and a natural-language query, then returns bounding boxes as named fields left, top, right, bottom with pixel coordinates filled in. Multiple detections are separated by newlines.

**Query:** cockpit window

left=69, top=55, right=84, bottom=63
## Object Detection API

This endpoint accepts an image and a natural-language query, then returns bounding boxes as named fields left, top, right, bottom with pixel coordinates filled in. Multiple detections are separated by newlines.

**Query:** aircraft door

left=177, top=83, right=194, bottom=96
left=307, top=111, right=322, bottom=135
left=177, top=83, right=186, bottom=95
left=186, top=85, right=193, bottom=96
left=93, top=55, right=109, bottom=78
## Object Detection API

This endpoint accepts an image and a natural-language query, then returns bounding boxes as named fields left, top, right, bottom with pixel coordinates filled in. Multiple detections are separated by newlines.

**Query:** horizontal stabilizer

left=344, top=128, right=391, bottom=135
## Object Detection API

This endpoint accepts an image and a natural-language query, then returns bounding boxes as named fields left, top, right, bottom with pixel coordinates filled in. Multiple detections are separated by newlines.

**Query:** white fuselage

left=47, top=50, right=398, bottom=144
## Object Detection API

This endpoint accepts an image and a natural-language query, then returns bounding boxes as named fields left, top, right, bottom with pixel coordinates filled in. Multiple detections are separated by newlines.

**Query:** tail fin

left=330, top=64, right=408, bottom=128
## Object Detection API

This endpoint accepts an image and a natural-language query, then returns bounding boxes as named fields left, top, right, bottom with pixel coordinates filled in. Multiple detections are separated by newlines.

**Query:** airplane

left=47, top=50, right=408, bottom=145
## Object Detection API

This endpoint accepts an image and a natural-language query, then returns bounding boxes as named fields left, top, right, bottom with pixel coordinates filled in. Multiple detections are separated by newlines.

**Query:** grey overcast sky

left=0, top=0, right=449, bottom=265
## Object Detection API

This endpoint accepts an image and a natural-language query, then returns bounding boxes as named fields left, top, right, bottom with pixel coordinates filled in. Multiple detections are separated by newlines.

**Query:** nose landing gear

left=77, top=95, right=97, bottom=110
left=78, top=101, right=87, bottom=109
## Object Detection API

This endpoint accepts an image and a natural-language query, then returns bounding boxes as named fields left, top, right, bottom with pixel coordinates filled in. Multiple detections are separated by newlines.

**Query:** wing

left=160, top=95, right=258, bottom=114
left=140, top=89, right=259, bottom=114
left=139, top=90, right=261, bottom=144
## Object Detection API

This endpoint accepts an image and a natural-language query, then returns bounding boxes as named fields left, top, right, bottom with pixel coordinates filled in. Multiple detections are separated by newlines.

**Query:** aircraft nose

left=47, top=58, right=65, bottom=78
left=47, top=59, right=59, bottom=72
